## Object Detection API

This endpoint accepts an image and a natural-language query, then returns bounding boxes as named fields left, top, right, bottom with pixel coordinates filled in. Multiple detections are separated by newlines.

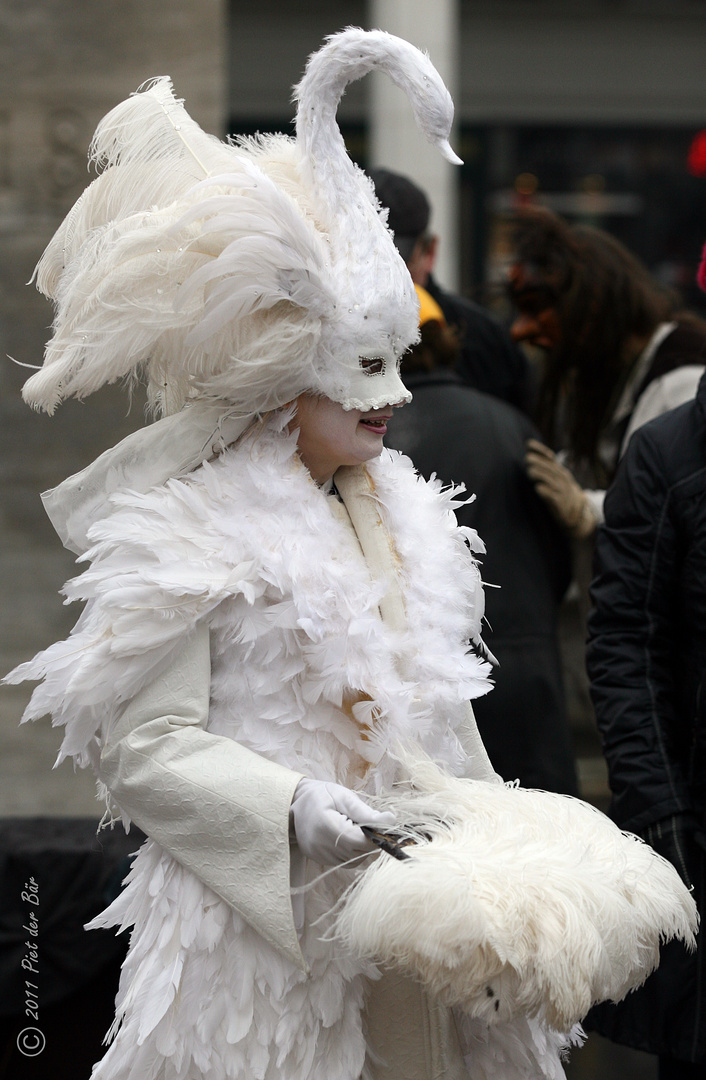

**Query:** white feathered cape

left=15, top=413, right=572, bottom=1080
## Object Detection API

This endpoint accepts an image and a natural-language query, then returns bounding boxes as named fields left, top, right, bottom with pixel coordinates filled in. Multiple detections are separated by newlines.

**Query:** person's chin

left=351, top=434, right=384, bottom=463
left=360, top=429, right=385, bottom=447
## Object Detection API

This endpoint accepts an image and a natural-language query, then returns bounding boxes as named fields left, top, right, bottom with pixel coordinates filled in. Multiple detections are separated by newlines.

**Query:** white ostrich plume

left=23, top=28, right=462, bottom=420
left=332, top=750, right=699, bottom=1035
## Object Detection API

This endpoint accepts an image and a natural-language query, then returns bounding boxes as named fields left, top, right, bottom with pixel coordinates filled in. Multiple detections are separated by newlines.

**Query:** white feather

left=34, top=77, right=234, bottom=301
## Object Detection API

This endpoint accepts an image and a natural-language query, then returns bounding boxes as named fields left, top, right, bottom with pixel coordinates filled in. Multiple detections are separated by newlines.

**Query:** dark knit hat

left=368, top=168, right=431, bottom=263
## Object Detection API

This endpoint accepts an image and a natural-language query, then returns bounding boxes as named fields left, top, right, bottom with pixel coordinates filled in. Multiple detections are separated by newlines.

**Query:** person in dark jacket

left=388, top=285, right=578, bottom=795
left=369, top=168, right=532, bottom=413
left=586, top=369, right=706, bottom=1077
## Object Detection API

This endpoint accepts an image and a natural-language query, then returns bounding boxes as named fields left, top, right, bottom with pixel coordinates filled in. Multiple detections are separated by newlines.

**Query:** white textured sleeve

left=99, top=621, right=307, bottom=971
left=457, top=702, right=503, bottom=783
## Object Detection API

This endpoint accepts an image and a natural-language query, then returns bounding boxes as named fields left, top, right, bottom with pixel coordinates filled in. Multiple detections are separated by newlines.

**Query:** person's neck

left=296, top=451, right=335, bottom=487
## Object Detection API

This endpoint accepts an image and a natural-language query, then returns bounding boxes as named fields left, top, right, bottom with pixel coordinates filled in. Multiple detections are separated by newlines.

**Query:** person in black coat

left=586, top=369, right=706, bottom=1077
left=388, top=286, right=577, bottom=795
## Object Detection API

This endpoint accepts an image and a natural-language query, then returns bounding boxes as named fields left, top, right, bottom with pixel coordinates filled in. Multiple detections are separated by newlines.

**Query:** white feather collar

left=9, top=414, right=491, bottom=781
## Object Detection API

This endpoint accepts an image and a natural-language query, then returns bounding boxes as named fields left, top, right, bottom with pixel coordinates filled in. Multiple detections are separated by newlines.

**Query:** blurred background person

left=506, top=209, right=706, bottom=793
left=387, top=283, right=578, bottom=796
left=585, top=362, right=706, bottom=1078
left=507, top=207, right=706, bottom=542
left=369, top=168, right=532, bottom=413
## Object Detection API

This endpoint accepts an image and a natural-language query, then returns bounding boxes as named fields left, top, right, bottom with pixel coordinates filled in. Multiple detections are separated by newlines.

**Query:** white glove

left=290, top=778, right=396, bottom=866
left=525, top=438, right=597, bottom=539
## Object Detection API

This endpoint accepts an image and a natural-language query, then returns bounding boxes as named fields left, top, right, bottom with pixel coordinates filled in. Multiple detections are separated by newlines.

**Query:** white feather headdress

left=23, top=28, right=460, bottom=421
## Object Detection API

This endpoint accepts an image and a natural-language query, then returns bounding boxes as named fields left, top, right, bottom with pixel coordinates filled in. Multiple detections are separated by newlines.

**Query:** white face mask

left=315, top=350, right=411, bottom=412
left=302, top=198, right=420, bottom=412
left=312, top=281, right=417, bottom=411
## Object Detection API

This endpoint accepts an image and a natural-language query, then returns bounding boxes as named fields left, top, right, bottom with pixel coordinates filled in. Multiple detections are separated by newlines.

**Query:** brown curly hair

left=510, top=208, right=685, bottom=474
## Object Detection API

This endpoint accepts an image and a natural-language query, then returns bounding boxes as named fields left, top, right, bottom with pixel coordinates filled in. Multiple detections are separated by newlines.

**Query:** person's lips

left=359, top=414, right=391, bottom=434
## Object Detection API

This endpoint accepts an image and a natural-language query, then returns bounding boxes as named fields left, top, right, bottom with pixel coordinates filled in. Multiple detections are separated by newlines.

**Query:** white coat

left=12, top=413, right=510, bottom=1080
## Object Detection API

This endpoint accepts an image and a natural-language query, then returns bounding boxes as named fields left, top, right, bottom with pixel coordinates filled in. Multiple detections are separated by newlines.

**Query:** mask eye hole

left=359, top=356, right=386, bottom=376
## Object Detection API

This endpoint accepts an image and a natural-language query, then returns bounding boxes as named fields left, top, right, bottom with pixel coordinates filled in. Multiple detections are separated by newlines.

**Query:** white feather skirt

left=88, top=840, right=375, bottom=1080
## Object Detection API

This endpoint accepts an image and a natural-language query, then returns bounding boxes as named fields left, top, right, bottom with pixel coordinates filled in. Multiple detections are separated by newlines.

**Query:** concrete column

left=369, top=0, right=460, bottom=289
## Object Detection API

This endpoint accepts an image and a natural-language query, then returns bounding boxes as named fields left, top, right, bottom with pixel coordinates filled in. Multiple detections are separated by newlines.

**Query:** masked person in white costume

left=5, top=28, right=648, bottom=1080
left=4, top=29, right=498, bottom=1080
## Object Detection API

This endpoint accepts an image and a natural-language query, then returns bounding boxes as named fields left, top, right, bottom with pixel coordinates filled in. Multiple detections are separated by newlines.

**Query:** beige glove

left=525, top=439, right=597, bottom=539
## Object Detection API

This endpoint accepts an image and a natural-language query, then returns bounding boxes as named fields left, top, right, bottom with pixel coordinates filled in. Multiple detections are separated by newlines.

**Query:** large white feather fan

left=332, top=750, right=699, bottom=1034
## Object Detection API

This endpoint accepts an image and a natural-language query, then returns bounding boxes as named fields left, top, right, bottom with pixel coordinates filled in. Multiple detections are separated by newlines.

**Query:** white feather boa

left=10, top=413, right=491, bottom=782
